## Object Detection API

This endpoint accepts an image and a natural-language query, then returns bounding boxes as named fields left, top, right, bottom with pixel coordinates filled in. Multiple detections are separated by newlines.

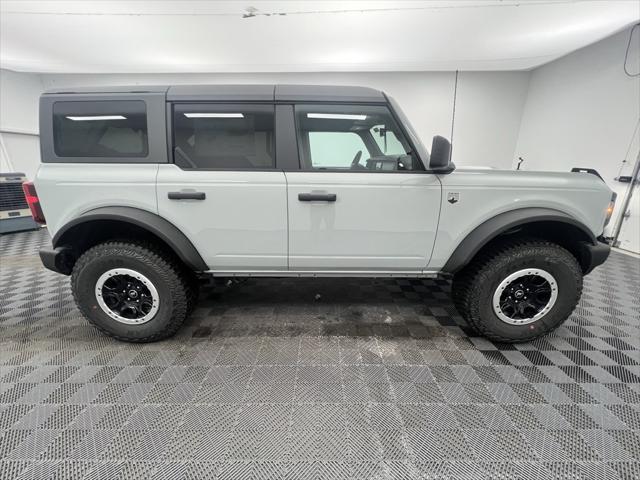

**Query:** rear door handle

left=168, top=191, right=206, bottom=200
left=298, top=193, right=337, bottom=202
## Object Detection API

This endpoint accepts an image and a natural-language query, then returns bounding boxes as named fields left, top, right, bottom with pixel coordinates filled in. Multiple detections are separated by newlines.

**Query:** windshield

left=387, top=96, right=430, bottom=167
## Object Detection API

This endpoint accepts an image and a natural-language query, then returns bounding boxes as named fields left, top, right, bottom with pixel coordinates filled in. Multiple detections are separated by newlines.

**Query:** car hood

left=445, top=168, right=612, bottom=193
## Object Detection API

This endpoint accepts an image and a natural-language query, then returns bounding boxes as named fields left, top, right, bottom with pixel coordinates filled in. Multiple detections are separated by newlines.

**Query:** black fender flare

left=52, top=206, right=208, bottom=272
left=442, top=207, right=597, bottom=273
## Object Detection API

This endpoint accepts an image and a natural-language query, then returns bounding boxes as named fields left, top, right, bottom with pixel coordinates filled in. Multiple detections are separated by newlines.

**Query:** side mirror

left=430, top=135, right=454, bottom=172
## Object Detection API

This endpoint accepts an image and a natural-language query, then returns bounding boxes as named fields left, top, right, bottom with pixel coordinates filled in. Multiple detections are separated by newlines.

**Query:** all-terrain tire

left=452, top=239, right=583, bottom=343
left=71, top=241, right=190, bottom=342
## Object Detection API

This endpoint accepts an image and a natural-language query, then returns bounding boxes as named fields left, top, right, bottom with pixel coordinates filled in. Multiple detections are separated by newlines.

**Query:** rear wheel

left=452, top=239, right=583, bottom=343
left=71, top=241, right=191, bottom=342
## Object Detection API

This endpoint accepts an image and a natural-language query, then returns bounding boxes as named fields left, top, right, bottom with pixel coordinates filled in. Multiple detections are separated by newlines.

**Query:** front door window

left=295, top=104, right=423, bottom=172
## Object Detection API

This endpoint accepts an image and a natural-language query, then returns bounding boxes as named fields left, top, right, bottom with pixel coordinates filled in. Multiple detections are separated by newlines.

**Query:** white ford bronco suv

left=28, top=84, right=615, bottom=343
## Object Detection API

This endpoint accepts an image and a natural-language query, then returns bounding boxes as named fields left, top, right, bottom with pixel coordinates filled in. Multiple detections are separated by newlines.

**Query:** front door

left=286, top=103, right=441, bottom=272
left=157, top=103, right=287, bottom=271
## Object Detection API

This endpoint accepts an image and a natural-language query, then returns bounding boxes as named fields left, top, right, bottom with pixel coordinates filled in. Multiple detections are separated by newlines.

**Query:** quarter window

left=172, top=105, right=275, bottom=169
left=53, top=101, right=148, bottom=157
left=295, top=104, right=421, bottom=171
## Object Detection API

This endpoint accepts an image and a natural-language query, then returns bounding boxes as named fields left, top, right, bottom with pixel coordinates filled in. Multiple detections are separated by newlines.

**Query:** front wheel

left=452, top=240, right=583, bottom=343
left=71, top=241, right=191, bottom=342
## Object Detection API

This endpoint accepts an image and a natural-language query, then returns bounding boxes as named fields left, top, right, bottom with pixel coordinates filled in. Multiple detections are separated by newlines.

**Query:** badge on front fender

left=447, top=192, right=460, bottom=204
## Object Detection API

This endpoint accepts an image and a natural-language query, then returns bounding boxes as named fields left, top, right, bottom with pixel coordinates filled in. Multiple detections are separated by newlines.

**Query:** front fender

left=442, top=207, right=597, bottom=273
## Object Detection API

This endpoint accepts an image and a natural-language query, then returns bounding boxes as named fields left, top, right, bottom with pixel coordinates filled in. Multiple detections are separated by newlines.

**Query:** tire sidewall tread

left=71, top=241, right=189, bottom=343
left=453, top=239, right=583, bottom=343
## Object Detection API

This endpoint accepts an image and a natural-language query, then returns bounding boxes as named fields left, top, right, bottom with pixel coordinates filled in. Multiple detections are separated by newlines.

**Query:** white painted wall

left=0, top=69, right=42, bottom=133
left=453, top=71, right=530, bottom=168
left=515, top=27, right=639, bottom=179
left=0, top=69, right=43, bottom=178
left=514, top=25, right=640, bottom=249
left=0, top=133, right=42, bottom=179
left=0, top=136, right=11, bottom=173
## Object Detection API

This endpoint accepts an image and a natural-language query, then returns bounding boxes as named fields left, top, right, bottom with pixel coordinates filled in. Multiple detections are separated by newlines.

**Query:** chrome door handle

left=298, top=193, right=337, bottom=202
left=168, top=192, right=206, bottom=200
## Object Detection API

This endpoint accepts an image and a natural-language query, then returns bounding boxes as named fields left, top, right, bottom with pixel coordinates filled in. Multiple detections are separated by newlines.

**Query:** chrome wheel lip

left=95, top=268, right=160, bottom=325
left=492, top=268, right=558, bottom=325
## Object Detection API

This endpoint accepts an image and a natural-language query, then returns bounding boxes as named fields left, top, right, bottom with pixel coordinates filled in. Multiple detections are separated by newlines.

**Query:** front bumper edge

left=580, top=239, right=610, bottom=275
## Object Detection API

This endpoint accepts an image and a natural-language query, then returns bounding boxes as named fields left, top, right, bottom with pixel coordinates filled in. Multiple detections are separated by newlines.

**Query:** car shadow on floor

left=184, top=277, right=469, bottom=340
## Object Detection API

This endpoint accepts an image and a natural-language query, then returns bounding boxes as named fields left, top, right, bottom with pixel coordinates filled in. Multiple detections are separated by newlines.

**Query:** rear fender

left=53, top=206, right=207, bottom=272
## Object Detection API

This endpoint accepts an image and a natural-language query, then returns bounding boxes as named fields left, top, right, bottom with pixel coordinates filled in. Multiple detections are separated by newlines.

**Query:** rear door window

left=53, top=101, right=148, bottom=157
left=172, top=104, right=275, bottom=169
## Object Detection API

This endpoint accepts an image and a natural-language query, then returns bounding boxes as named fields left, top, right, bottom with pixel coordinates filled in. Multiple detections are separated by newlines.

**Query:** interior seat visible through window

left=172, top=105, right=275, bottom=170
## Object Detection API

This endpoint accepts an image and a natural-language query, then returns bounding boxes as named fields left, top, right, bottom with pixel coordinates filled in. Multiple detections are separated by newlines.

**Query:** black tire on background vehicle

left=71, top=241, right=191, bottom=342
left=452, top=239, right=583, bottom=343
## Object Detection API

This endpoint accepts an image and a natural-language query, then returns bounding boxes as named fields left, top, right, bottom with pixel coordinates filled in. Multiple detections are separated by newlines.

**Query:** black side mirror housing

left=429, top=135, right=454, bottom=173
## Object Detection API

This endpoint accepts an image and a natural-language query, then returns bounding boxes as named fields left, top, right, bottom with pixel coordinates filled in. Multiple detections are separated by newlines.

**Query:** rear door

left=285, top=103, right=441, bottom=272
left=157, top=103, right=288, bottom=271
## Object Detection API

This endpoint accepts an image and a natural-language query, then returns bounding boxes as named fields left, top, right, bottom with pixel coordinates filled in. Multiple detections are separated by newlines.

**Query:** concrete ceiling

left=1, top=1, right=638, bottom=74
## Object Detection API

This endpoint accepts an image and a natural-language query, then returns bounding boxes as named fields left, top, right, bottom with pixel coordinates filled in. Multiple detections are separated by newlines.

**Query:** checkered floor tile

left=0, top=228, right=639, bottom=479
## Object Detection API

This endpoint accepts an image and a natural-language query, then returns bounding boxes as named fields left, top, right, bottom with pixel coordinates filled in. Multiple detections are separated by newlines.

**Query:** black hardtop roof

left=43, top=84, right=386, bottom=103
